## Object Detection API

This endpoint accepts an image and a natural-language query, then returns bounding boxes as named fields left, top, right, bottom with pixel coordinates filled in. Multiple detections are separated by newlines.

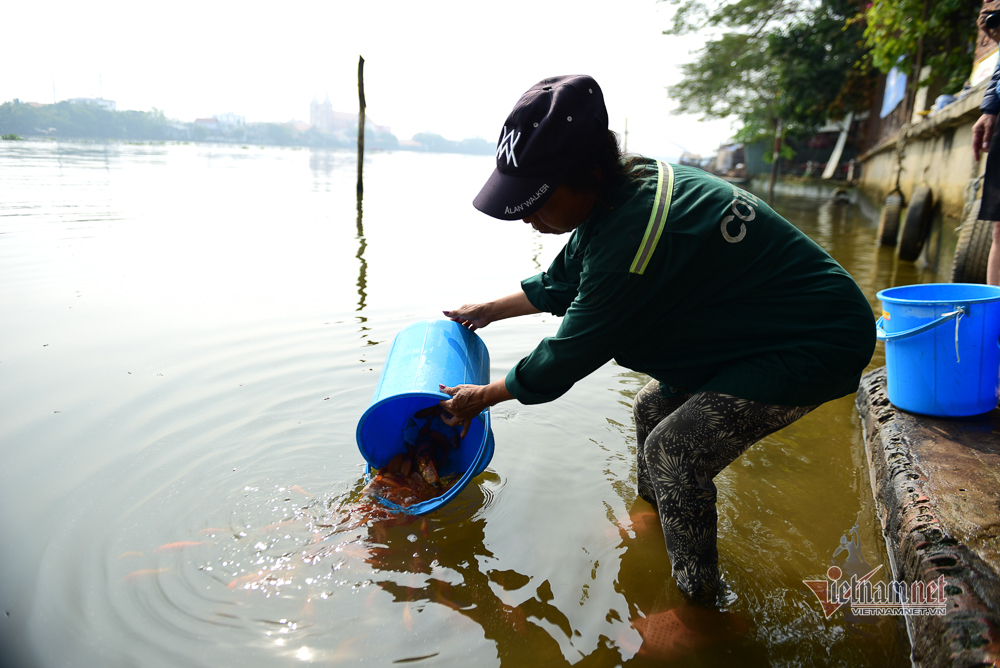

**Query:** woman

left=438, top=75, right=875, bottom=604
left=972, top=2, right=1000, bottom=285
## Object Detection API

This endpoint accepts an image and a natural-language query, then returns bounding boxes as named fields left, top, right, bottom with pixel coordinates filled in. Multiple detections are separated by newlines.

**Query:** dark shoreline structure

left=857, top=368, right=1000, bottom=667
left=0, top=99, right=493, bottom=155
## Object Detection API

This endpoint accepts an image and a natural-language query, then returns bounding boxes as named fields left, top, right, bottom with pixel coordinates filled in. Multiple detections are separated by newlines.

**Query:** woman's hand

left=973, top=113, right=997, bottom=162
left=443, top=303, right=494, bottom=331
left=438, top=379, right=514, bottom=439
left=444, top=291, right=541, bottom=331
left=438, top=384, right=489, bottom=438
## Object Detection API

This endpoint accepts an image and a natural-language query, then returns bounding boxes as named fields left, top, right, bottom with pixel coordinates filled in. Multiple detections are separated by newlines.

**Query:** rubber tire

left=897, top=185, right=934, bottom=262
left=950, top=199, right=993, bottom=284
left=876, top=193, right=903, bottom=246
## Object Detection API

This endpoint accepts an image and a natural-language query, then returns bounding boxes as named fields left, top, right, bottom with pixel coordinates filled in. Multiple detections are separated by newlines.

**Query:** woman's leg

left=633, top=379, right=690, bottom=507
left=641, top=391, right=816, bottom=602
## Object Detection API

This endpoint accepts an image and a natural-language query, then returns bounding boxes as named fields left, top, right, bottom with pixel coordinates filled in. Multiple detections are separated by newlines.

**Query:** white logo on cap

left=497, top=126, right=520, bottom=167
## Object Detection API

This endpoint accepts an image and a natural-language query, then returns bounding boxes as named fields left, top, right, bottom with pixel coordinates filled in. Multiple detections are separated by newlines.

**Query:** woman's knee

left=632, top=379, right=663, bottom=435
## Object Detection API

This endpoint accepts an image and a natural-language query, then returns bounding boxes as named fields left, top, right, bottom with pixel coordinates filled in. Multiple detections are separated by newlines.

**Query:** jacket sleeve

left=982, top=61, right=1000, bottom=115
left=506, top=270, right=644, bottom=404
left=519, top=234, right=584, bottom=317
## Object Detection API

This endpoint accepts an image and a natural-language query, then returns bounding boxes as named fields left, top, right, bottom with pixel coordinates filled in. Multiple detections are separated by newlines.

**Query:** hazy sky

left=4, top=0, right=736, bottom=159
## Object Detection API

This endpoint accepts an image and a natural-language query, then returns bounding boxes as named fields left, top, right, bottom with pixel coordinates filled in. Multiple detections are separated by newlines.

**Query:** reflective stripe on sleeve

left=629, top=160, right=674, bottom=275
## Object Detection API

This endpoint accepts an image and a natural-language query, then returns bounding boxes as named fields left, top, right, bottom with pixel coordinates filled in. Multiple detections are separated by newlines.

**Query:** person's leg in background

left=988, top=221, right=1000, bottom=286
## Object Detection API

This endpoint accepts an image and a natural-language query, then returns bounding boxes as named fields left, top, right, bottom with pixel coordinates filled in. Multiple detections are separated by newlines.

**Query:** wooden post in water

left=767, top=118, right=783, bottom=205
left=357, top=55, right=366, bottom=197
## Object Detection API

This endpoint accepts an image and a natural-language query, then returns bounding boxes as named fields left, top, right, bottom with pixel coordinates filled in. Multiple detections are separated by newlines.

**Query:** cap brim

left=473, top=168, right=560, bottom=221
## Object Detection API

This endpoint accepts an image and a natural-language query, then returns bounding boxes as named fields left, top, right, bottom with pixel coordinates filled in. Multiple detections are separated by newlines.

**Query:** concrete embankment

left=859, top=80, right=989, bottom=222
left=857, top=368, right=1000, bottom=667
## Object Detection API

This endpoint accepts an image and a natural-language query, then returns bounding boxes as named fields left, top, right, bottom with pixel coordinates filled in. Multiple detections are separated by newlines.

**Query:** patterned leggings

left=633, top=379, right=816, bottom=603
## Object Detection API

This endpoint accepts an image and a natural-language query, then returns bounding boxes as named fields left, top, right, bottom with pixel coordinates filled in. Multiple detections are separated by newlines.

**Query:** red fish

left=630, top=606, right=747, bottom=661
left=153, top=541, right=206, bottom=553
left=121, top=567, right=170, bottom=582
left=415, top=439, right=441, bottom=488
left=227, top=571, right=267, bottom=589
left=403, top=600, right=414, bottom=632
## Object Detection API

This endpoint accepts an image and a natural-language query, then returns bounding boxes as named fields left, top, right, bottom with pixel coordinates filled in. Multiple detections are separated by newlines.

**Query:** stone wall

left=858, top=81, right=990, bottom=221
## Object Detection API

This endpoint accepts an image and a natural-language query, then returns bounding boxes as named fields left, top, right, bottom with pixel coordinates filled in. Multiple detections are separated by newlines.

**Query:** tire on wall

left=950, top=199, right=993, bottom=284
left=897, top=184, right=934, bottom=262
left=876, top=191, right=903, bottom=246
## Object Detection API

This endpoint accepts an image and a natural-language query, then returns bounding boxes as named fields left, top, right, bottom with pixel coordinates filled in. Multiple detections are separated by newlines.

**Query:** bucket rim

left=355, top=390, right=452, bottom=459
left=876, top=282, right=1000, bottom=305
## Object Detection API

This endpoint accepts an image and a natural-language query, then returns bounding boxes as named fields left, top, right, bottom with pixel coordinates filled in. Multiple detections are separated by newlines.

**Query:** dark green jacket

left=505, top=159, right=875, bottom=407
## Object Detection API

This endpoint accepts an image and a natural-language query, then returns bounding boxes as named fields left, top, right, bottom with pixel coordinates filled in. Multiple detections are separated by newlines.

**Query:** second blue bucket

left=356, top=319, right=495, bottom=515
left=876, top=283, right=1000, bottom=417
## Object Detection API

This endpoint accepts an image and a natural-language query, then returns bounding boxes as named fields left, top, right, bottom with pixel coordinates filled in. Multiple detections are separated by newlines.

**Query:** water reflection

left=1, top=143, right=920, bottom=667
left=308, top=148, right=339, bottom=189
left=355, top=193, right=368, bottom=315
left=132, top=473, right=589, bottom=665
left=531, top=229, right=544, bottom=272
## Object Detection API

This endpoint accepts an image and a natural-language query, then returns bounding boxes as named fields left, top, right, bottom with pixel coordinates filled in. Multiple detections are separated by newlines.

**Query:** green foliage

left=767, top=0, right=877, bottom=128
left=665, top=0, right=875, bottom=147
left=663, top=0, right=804, bottom=37
left=1, top=133, right=23, bottom=140
left=663, top=0, right=804, bottom=121
left=258, top=123, right=295, bottom=145
left=863, top=0, right=978, bottom=94
left=0, top=100, right=176, bottom=140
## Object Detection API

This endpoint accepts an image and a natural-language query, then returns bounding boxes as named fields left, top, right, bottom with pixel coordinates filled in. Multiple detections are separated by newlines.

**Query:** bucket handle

left=876, top=306, right=967, bottom=341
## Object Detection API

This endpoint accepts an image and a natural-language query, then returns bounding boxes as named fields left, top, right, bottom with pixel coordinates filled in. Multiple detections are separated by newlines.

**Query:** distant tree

left=663, top=0, right=805, bottom=120
left=863, top=0, right=979, bottom=94
left=257, top=123, right=294, bottom=145
left=411, top=132, right=453, bottom=152
left=764, top=0, right=876, bottom=130
left=664, top=0, right=874, bottom=153
left=0, top=100, right=176, bottom=140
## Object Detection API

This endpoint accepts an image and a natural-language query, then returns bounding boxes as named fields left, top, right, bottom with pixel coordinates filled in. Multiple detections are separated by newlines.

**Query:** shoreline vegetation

left=0, top=99, right=494, bottom=155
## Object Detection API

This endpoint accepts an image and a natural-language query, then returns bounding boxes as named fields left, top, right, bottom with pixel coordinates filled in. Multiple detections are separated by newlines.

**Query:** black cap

left=473, top=75, right=609, bottom=221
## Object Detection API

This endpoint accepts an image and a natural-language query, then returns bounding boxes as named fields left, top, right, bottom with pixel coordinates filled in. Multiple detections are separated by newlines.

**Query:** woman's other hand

left=974, top=113, right=997, bottom=162
left=443, top=291, right=542, bottom=331
left=443, top=304, right=494, bottom=331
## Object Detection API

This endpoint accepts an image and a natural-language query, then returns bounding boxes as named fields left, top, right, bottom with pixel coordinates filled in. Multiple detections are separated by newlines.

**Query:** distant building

left=213, top=112, right=245, bottom=129
left=714, top=144, right=743, bottom=173
left=310, top=95, right=335, bottom=132
left=193, top=118, right=221, bottom=132
left=309, top=94, right=390, bottom=134
left=67, top=97, right=116, bottom=112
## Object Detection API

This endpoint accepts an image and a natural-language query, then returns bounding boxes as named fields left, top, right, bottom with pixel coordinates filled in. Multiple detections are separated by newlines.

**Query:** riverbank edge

left=857, top=367, right=1000, bottom=667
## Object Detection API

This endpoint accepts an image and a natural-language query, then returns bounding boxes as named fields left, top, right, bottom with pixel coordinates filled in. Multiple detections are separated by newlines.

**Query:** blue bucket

left=355, top=319, right=495, bottom=514
left=876, top=283, right=1000, bottom=417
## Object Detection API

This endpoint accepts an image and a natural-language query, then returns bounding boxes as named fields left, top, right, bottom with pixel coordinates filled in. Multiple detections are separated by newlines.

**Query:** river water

left=0, top=141, right=948, bottom=667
